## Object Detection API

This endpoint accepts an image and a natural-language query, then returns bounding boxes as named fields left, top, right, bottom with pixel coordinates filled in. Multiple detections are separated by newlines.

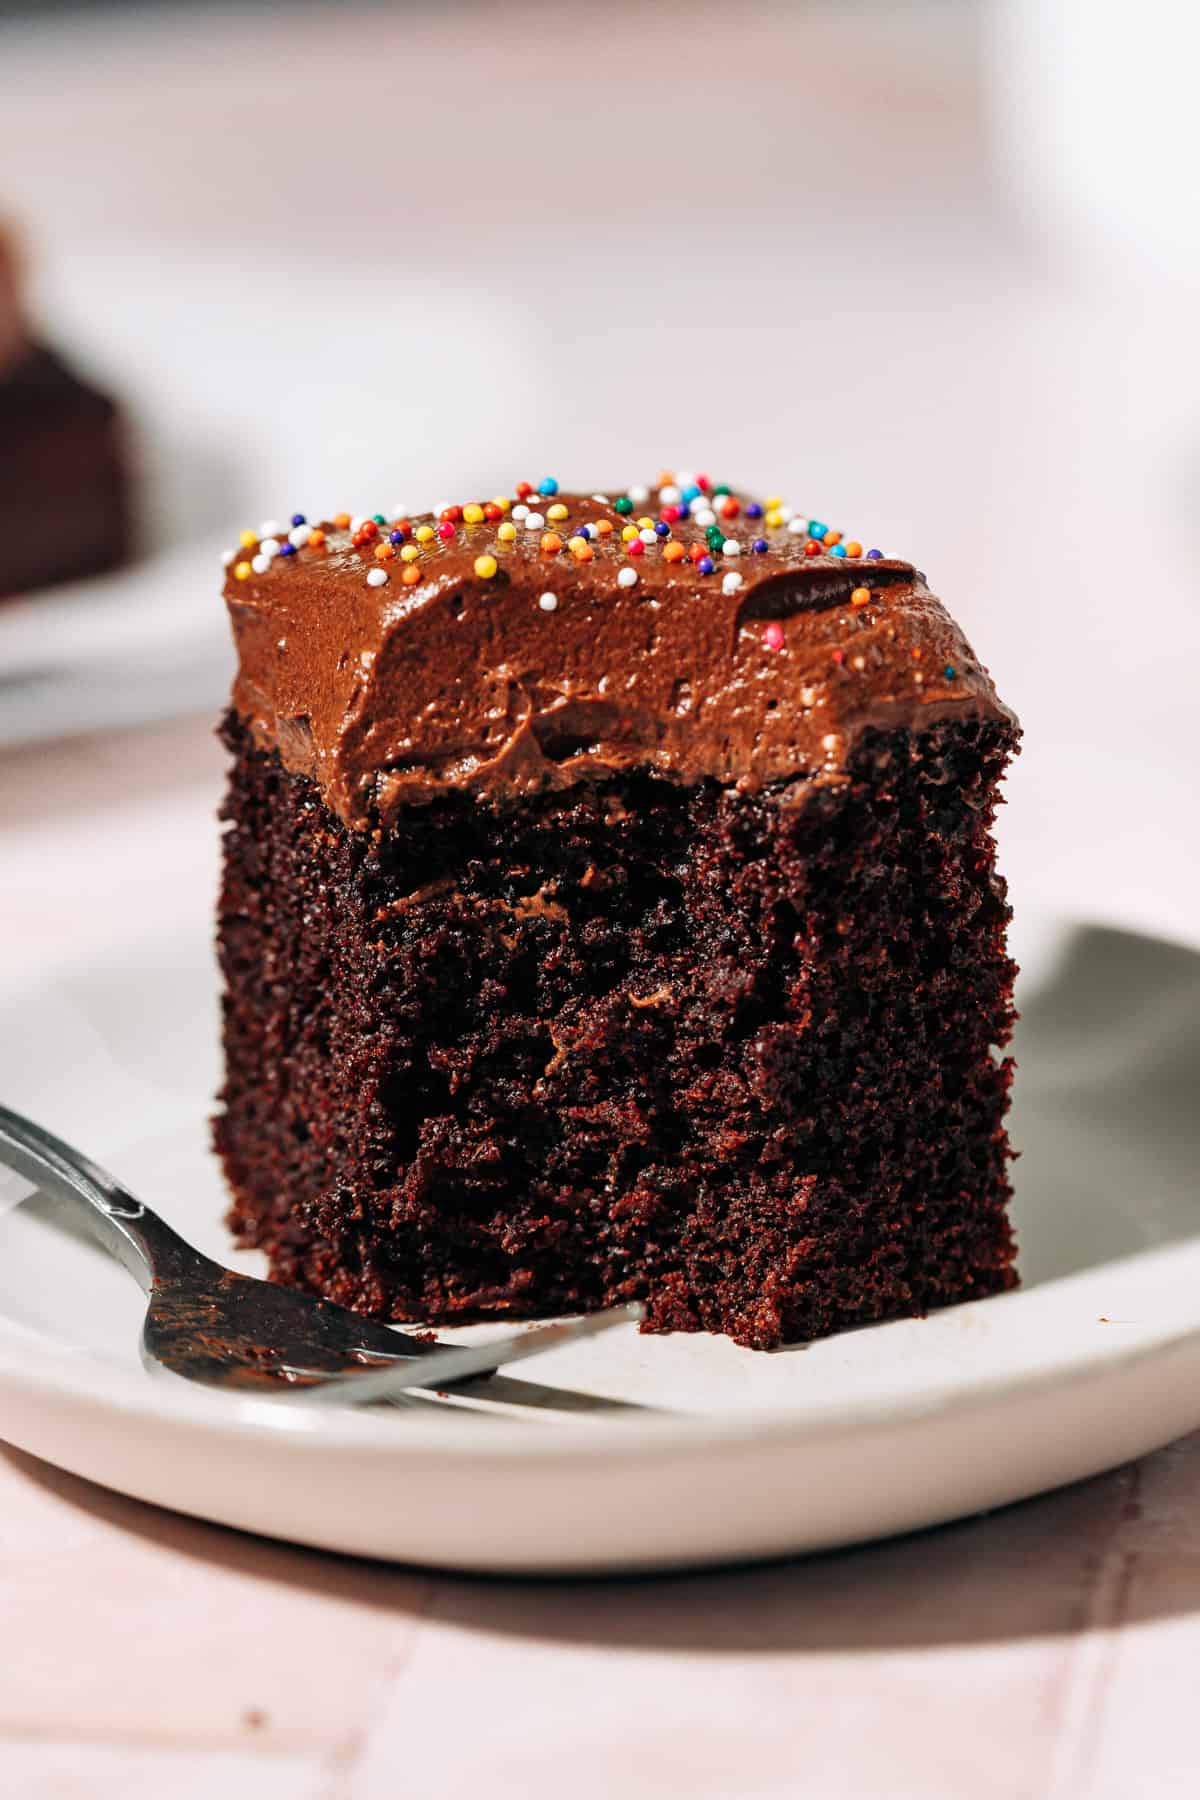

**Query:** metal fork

left=0, top=1102, right=640, bottom=1401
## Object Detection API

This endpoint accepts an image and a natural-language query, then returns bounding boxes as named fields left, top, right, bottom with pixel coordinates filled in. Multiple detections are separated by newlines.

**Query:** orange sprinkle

left=540, top=531, right=563, bottom=554
left=570, top=541, right=594, bottom=562
left=308, top=528, right=326, bottom=548
left=825, top=530, right=842, bottom=547
left=851, top=587, right=871, bottom=606
left=334, top=512, right=351, bottom=529
left=593, top=518, right=614, bottom=537
left=374, top=543, right=396, bottom=560
left=844, top=540, right=862, bottom=558
left=400, top=563, right=421, bottom=585
left=663, top=541, right=686, bottom=563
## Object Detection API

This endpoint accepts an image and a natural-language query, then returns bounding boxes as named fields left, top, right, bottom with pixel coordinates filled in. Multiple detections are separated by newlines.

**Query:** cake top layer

left=222, top=472, right=1014, bottom=828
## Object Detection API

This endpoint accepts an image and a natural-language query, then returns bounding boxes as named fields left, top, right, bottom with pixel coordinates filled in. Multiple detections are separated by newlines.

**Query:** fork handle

left=0, top=1101, right=197, bottom=1293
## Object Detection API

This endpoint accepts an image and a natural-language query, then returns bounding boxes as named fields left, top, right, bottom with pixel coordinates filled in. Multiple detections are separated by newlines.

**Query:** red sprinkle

left=661, top=505, right=683, bottom=524
left=763, top=622, right=785, bottom=652
left=627, top=538, right=645, bottom=556
left=803, top=539, right=821, bottom=557
left=483, top=502, right=502, bottom=522
left=440, top=506, right=463, bottom=524
left=437, top=521, right=456, bottom=541
left=515, top=481, right=534, bottom=499
left=831, top=648, right=845, bottom=664
left=720, top=499, right=740, bottom=519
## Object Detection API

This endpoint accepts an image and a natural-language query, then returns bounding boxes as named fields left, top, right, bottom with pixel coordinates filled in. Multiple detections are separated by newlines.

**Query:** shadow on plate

left=1011, top=922, right=1200, bottom=1283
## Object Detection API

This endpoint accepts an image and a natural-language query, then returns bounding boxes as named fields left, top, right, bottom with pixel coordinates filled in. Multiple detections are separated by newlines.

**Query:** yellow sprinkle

left=497, top=521, right=517, bottom=543
left=492, top=495, right=511, bottom=513
left=546, top=502, right=569, bottom=521
left=474, top=554, right=498, bottom=579
left=239, top=530, right=257, bottom=549
left=637, top=516, right=655, bottom=530
left=765, top=494, right=783, bottom=509
left=415, top=524, right=435, bottom=543
left=621, top=524, right=640, bottom=542
left=400, top=543, right=420, bottom=562
left=463, top=503, right=485, bottom=524
left=765, top=507, right=785, bottom=529
left=233, top=560, right=252, bottom=581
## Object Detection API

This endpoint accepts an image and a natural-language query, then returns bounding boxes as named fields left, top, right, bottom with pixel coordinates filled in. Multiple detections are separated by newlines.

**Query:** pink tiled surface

left=4, top=1423, right=1200, bottom=1798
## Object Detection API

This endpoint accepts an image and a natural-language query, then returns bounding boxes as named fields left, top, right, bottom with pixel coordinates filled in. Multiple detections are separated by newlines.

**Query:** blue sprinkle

left=290, top=513, right=306, bottom=527
left=745, top=502, right=763, bottom=520
left=752, top=537, right=769, bottom=554
left=538, top=477, right=559, bottom=497
left=944, top=664, right=957, bottom=680
left=654, top=521, right=671, bottom=538
left=577, top=523, right=593, bottom=539
left=697, top=555, right=715, bottom=576
left=808, top=521, right=828, bottom=540
left=829, top=543, right=847, bottom=558
left=389, top=529, right=405, bottom=544
left=865, top=548, right=883, bottom=560
left=279, top=542, right=297, bottom=557
left=681, top=484, right=702, bottom=505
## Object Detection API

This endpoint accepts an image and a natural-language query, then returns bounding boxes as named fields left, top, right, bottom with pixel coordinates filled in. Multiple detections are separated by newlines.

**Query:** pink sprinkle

left=763, top=622, right=785, bottom=652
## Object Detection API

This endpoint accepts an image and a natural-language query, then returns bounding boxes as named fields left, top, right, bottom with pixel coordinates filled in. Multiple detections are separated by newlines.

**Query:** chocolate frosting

left=223, top=487, right=1014, bottom=829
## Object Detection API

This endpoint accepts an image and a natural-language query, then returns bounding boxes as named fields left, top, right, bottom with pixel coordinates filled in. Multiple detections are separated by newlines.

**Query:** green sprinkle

left=614, top=496, right=633, bottom=515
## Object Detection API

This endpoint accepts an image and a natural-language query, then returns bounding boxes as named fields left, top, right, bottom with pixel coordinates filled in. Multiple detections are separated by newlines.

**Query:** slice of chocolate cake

left=0, top=224, right=132, bottom=599
left=215, top=477, right=1020, bottom=1350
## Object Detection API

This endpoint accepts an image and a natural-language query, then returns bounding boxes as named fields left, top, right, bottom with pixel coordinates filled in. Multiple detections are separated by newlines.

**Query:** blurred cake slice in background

left=0, top=220, right=133, bottom=600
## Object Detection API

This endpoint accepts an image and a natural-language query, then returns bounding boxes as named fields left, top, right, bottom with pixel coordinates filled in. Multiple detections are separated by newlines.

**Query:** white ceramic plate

left=0, top=912, right=1198, bottom=1574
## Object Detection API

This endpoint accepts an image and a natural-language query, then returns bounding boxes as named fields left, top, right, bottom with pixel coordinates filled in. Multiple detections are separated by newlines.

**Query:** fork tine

left=297, top=1304, right=645, bottom=1406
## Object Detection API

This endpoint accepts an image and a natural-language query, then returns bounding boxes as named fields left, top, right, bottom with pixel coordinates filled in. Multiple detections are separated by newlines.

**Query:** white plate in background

left=0, top=911, right=1197, bottom=1574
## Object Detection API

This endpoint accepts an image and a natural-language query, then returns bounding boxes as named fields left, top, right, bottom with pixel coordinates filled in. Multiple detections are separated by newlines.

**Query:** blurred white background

left=1, top=0, right=1197, bottom=942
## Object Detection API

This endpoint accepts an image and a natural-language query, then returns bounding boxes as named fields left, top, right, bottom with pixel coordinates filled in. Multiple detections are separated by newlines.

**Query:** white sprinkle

left=639, top=527, right=658, bottom=543
left=391, top=502, right=410, bottom=519
left=259, top=519, right=281, bottom=539
left=259, top=538, right=281, bottom=559
left=524, top=511, right=545, bottom=531
left=659, top=484, right=681, bottom=505
left=366, top=567, right=389, bottom=588
left=220, top=548, right=236, bottom=567
left=787, top=516, right=809, bottom=535
left=350, top=516, right=367, bottom=533
left=676, top=470, right=696, bottom=489
left=512, top=504, right=529, bottom=522
left=617, top=567, right=638, bottom=589
left=628, top=484, right=649, bottom=504
left=288, top=524, right=312, bottom=549
left=722, top=572, right=744, bottom=595
left=538, top=591, right=558, bottom=612
left=591, top=493, right=611, bottom=504
left=778, top=505, right=794, bottom=522
left=692, top=507, right=716, bottom=527
left=722, top=538, right=742, bottom=556
left=251, top=553, right=270, bottom=575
